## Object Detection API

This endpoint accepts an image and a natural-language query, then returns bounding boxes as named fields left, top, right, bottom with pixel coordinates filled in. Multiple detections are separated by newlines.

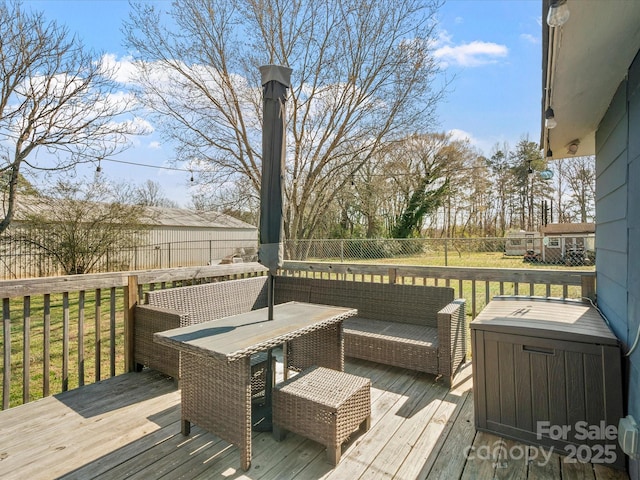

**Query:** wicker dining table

left=153, top=301, right=357, bottom=471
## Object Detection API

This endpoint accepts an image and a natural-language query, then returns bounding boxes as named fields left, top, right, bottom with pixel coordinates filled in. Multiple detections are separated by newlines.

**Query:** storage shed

left=504, top=231, right=541, bottom=256
left=1, top=197, right=258, bottom=277
left=135, top=206, right=258, bottom=269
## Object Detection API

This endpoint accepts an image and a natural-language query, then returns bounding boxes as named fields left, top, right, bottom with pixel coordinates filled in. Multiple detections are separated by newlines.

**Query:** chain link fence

left=0, top=234, right=596, bottom=279
left=285, top=236, right=596, bottom=268
left=0, top=238, right=258, bottom=279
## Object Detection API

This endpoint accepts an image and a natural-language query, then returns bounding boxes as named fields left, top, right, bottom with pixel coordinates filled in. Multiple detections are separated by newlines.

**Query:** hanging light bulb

left=547, top=0, right=570, bottom=27
left=190, top=170, right=194, bottom=182
left=527, top=160, right=534, bottom=180
left=545, top=107, right=557, bottom=129
left=96, top=159, right=102, bottom=173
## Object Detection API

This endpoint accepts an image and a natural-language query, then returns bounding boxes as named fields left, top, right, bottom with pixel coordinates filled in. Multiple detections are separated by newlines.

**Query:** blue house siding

left=596, top=80, right=629, bottom=342
left=628, top=51, right=640, bottom=480
left=627, top=51, right=640, bottom=409
left=597, top=53, right=640, bottom=479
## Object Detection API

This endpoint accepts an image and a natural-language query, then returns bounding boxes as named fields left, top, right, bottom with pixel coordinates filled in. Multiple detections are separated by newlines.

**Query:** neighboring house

left=542, top=1, right=640, bottom=477
left=504, top=225, right=595, bottom=265
left=540, top=222, right=595, bottom=264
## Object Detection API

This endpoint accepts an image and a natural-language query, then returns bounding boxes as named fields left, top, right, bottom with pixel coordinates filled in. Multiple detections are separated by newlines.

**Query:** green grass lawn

left=322, top=250, right=595, bottom=269
left=3, top=289, right=126, bottom=408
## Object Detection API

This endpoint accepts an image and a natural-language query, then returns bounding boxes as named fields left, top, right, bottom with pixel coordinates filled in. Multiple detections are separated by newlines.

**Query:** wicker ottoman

left=272, top=366, right=371, bottom=465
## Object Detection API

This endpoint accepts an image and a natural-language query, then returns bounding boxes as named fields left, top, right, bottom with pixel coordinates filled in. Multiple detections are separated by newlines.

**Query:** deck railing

left=1, top=260, right=595, bottom=410
left=280, top=261, right=596, bottom=319
left=0, top=263, right=268, bottom=410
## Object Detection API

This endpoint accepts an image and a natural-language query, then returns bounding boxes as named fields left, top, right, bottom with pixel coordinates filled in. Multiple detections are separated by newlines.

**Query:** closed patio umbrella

left=258, top=65, right=292, bottom=320
left=255, top=64, right=292, bottom=431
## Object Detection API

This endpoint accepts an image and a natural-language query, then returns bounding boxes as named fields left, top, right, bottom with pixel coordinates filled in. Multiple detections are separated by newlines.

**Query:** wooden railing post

left=125, top=274, right=139, bottom=372
left=3, top=298, right=10, bottom=410
left=581, top=273, right=596, bottom=301
left=388, top=268, right=398, bottom=284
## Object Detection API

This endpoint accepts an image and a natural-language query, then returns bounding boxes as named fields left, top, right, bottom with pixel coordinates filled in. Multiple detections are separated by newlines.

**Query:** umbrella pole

left=255, top=64, right=292, bottom=433
left=268, top=272, right=274, bottom=321
left=266, top=272, right=275, bottom=405
left=251, top=272, right=275, bottom=432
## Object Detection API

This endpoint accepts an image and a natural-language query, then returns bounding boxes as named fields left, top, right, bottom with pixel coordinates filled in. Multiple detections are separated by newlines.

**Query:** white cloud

left=435, top=41, right=508, bottom=67
left=448, top=129, right=476, bottom=144
left=454, top=16, right=464, bottom=25
left=432, top=30, right=454, bottom=49
left=520, top=33, right=539, bottom=45
left=448, top=129, right=493, bottom=156
left=101, top=54, right=138, bottom=84
left=148, top=141, right=161, bottom=150
left=125, top=116, right=154, bottom=135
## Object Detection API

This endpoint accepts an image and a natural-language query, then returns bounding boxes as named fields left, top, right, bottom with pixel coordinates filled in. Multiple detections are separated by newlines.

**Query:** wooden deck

left=0, top=360, right=629, bottom=480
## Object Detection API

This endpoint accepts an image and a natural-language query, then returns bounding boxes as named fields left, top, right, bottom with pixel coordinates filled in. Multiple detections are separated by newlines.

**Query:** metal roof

left=541, top=223, right=595, bottom=235
left=10, top=196, right=257, bottom=230
left=143, top=206, right=256, bottom=230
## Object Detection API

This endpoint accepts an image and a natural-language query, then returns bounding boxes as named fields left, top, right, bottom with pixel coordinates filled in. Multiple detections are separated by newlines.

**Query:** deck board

left=0, top=361, right=629, bottom=480
left=416, top=391, right=475, bottom=480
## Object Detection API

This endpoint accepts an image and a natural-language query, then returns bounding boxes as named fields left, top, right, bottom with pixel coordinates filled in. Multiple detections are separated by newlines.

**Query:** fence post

left=124, top=274, right=139, bottom=372
left=444, top=239, right=449, bottom=266
left=581, top=274, right=596, bottom=301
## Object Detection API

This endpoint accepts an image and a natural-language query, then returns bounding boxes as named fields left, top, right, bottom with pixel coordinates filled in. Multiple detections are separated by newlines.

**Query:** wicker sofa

left=134, top=275, right=467, bottom=385
left=273, top=276, right=466, bottom=385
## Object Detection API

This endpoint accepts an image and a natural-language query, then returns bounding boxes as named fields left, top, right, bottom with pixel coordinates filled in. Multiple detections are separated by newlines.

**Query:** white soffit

left=545, top=0, right=640, bottom=158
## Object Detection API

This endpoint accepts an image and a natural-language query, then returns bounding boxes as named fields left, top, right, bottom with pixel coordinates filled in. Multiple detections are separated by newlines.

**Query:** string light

left=101, top=157, right=198, bottom=174
left=0, top=130, right=203, bottom=176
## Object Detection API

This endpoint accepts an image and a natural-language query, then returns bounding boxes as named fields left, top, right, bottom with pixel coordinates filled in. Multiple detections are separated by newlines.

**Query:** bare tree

left=487, top=144, right=512, bottom=236
left=0, top=1, right=146, bottom=234
left=190, top=176, right=260, bottom=225
left=459, top=154, right=492, bottom=237
left=124, top=0, right=446, bottom=240
left=381, top=133, right=456, bottom=237
left=562, top=155, right=596, bottom=223
left=131, top=179, right=179, bottom=208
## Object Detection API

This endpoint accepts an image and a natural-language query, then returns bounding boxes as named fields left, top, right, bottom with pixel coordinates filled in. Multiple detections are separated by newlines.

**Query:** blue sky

left=23, top=0, right=543, bottom=207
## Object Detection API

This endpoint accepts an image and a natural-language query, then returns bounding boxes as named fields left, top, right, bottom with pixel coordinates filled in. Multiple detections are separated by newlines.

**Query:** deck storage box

left=471, top=296, right=625, bottom=470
